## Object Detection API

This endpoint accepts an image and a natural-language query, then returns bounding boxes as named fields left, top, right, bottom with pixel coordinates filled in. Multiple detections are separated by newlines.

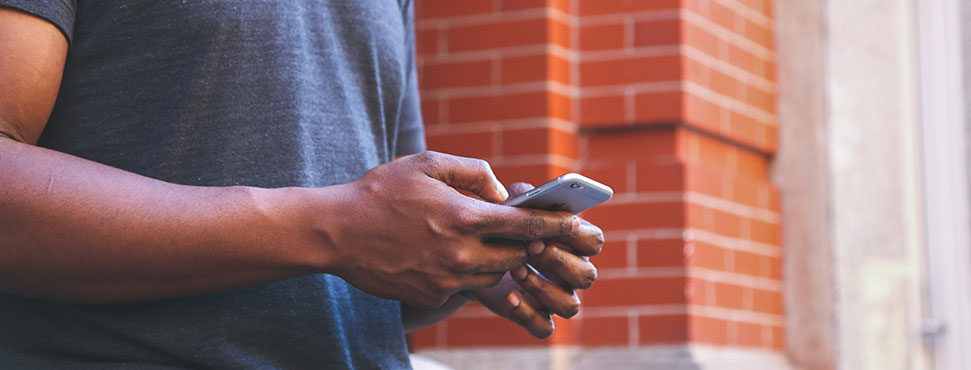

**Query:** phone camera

left=570, top=182, right=584, bottom=190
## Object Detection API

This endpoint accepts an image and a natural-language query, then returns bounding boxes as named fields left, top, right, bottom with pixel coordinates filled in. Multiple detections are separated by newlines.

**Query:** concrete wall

left=772, top=0, right=834, bottom=368
left=775, top=0, right=929, bottom=369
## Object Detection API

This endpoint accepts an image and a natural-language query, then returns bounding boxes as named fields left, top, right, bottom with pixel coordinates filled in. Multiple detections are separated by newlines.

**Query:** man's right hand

left=320, top=151, right=579, bottom=308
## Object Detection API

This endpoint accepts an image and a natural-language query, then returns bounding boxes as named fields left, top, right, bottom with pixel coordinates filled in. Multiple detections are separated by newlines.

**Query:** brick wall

left=411, top=0, right=781, bottom=353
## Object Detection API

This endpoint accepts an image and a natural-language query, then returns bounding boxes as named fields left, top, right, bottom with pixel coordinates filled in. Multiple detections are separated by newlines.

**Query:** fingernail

left=497, top=184, right=509, bottom=201
left=513, top=265, right=528, bottom=280
left=571, top=216, right=580, bottom=232
left=528, top=240, right=545, bottom=255
left=507, top=292, right=521, bottom=308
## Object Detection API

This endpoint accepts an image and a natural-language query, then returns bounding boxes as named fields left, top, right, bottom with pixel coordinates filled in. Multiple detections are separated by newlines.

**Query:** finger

left=506, top=291, right=555, bottom=339
left=477, top=205, right=580, bottom=241
left=459, top=240, right=528, bottom=273
left=511, top=264, right=580, bottom=318
left=545, top=218, right=605, bottom=256
left=415, top=151, right=509, bottom=203
left=458, top=272, right=506, bottom=291
left=506, top=182, right=535, bottom=198
left=527, top=240, right=598, bottom=289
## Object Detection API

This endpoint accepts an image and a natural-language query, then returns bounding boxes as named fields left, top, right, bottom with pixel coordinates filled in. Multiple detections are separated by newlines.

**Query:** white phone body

left=502, top=173, right=613, bottom=214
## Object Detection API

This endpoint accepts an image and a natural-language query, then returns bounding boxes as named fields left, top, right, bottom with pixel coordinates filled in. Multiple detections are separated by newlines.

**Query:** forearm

left=401, top=294, right=470, bottom=333
left=0, top=137, right=335, bottom=303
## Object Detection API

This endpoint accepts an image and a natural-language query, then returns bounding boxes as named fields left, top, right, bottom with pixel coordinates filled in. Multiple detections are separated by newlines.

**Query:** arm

left=0, top=9, right=580, bottom=306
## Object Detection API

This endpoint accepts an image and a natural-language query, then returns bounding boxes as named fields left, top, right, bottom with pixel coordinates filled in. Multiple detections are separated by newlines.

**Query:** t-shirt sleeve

left=0, top=0, right=76, bottom=44
left=394, top=0, right=426, bottom=157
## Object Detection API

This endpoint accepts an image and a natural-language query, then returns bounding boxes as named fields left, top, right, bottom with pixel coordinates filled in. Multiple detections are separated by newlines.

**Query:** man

left=0, top=1, right=604, bottom=369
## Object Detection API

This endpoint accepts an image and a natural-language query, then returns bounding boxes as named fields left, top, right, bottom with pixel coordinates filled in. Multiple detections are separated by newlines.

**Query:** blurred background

left=405, top=0, right=971, bottom=369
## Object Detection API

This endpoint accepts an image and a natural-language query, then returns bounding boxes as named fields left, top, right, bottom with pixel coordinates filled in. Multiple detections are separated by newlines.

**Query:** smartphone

left=502, top=173, right=613, bottom=214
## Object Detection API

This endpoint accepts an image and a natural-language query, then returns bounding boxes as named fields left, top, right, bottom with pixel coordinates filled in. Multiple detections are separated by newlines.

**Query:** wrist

left=247, top=185, right=342, bottom=275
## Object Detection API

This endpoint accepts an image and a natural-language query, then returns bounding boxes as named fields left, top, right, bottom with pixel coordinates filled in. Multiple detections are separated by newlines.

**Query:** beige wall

left=775, top=0, right=929, bottom=369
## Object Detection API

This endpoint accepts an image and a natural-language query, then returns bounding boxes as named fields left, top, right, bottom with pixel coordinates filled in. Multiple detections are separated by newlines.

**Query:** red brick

left=691, top=316, right=728, bottom=344
left=502, top=0, right=571, bottom=13
left=549, top=55, right=571, bottom=85
left=743, top=18, right=773, bottom=48
left=745, top=83, right=775, bottom=113
left=636, top=162, right=684, bottom=192
left=684, top=57, right=707, bottom=85
left=772, top=325, right=785, bottom=350
left=768, top=256, right=782, bottom=280
left=731, top=175, right=762, bottom=207
left=681, top=131, right=733, bottom=168
left=685, top=164, right=726, bottom=199
left=425, top=131, right=494, bottom=158
left=634, top=91, right=684, bottom=123
left=729, top=44, right=773, bottom=80
left=580, top=95, right=626, bottom=126
left=417, top=28, right=440, bottom=55
left=738, top=0, right=772, bottom=16
left=549, top=128, right=578, bottom=159
left=713, top=208, right=743, bottom=238
left=581, top=55, right=681, bottom=87
left=578, top=0, right=680, bottom=16
left=732, top=250, right=763, bottom=277
left=409, top=326, right=438, bottom=349
left=733, top=143, right=770, bottom=177
left=684, top=93, right=722, bottom=131
left=767, top=185, right=781, bottom=212
left=753, top=289, right=782, bottom=314
left=550, top=91, right=573, bottom=122
left=633, top=18, right=681, bottom=47
left=687, top=241, right=724, bottom=270
left=637, top=239, right=685, bottom=267
left=686, top=277, right=710, bottom=305
left=580, top=22, right=626, bottom=51
left=583, top=201, right=685, bottom=231
left=709, top=69, right=741, bottom=99
left=578, top=316, right=629, bottom=346
left=448, top=18, right=550, bottom=52
left=445, top=317, right=548, bottom=346
left=686, top=203, right=713, bottom=232
left=706, top=0, right=737, bottom=31
left=765, top=124, right=779, bottom=152
left=501, top=127, right=577, bottom=158
left=734, top=321, right=765, bottom=347
left=418, top=0, right=494, bottom=19
left=493, top=164, right=559, bottom=187
left=550, top=17, right=572, bottom=49
left=640, top=314, right=689, bottom=344
left=750, top=218, right=780, bottom=245
left=593, top=239, right=627, bottom=269
left=714, top=282, right=745, bottom=309
left=501, top=54, right=570, bottom=85
left=730, top=112, right=766, bottom=151
left=586, top=130, right=678, bottom=161
left=683, top=22, right=720, bottom=57
left=581, top=163, right=629, bottom=194
left=583, top=277, right=687, bottom=306
left=421, top=99, right=441, bottom=125
left=448, top=91, right=548, bottom=123
left=420, top=60, right=493, bottom=89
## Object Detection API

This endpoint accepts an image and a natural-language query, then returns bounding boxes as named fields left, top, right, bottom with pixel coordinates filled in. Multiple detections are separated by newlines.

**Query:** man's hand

left=324, top=152, right=580, bottom=308
left=469, top=182, right=604, bottom=338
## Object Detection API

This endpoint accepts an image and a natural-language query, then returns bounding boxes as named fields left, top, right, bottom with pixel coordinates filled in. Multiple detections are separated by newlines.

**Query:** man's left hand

left=469, top=182, right=604, bottom=338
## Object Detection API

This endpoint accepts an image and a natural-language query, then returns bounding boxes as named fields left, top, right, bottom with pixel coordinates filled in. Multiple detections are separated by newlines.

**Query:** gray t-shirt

left=0, top=0, right=424, bottom=369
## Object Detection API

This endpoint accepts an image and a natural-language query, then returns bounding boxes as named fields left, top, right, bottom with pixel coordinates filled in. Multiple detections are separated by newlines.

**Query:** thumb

left=415, top=151, right=509, bottom=203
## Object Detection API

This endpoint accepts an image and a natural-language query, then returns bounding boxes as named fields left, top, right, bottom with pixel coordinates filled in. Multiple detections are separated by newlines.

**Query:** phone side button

left=527, top=189, right=542, bottom=197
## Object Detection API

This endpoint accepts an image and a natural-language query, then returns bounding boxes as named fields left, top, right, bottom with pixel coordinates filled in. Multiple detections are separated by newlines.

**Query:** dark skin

left=0, top=7, right=604, bottom=338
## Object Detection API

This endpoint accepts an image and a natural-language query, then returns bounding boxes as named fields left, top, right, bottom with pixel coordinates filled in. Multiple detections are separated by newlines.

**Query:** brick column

left=412, top=0, right=784, bottom=367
